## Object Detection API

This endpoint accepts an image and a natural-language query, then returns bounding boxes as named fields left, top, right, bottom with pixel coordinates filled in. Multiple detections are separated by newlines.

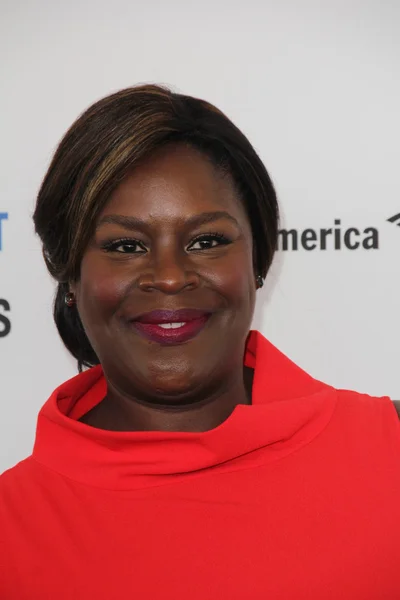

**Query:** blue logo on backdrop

left=0, top=212, right=8, bottom=251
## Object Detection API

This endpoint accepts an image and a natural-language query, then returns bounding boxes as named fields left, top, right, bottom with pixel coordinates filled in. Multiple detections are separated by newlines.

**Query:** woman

left=1, top=85, right=400, bottom=599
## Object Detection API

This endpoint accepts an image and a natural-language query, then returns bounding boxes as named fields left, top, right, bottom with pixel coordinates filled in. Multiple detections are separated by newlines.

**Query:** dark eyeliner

left=101, top=237, right=146, bottom=252
left=189, top=232, right=231, bottom=245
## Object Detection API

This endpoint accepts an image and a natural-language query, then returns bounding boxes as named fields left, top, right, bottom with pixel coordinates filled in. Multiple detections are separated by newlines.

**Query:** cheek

left=205, top=245, right=256, bottom=308
left=77, top=254, right=130, bottom=317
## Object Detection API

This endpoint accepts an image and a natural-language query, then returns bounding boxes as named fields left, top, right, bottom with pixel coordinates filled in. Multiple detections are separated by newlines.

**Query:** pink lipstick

left=132, top=309, right=211, bottom=345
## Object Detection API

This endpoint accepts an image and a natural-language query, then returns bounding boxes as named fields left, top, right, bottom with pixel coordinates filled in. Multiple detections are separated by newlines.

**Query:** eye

left=101, top=238, right=147, bottom=254
left=187, top=233, right=231, bottom=251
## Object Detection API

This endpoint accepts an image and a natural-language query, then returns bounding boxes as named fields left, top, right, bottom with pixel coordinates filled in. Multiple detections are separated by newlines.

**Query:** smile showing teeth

left=133, top=314, right=209, bottom=344
left=157, top=322, right=186, bottom=329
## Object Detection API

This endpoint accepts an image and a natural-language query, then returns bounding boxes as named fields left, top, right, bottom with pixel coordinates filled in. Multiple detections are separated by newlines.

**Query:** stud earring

left=256, top=276, right=264, bottom=289
left=65, top=292, right=75, bottom=307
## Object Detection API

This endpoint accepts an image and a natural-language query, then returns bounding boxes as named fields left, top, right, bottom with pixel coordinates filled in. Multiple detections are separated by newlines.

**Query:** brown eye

left=187, top=233, right=231, bottom=252
left=102, top=239, right=147, bottom=254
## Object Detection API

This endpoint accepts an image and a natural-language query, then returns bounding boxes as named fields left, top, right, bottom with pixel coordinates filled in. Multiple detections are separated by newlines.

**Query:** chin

left=147, top=361, right=205, bottom=402
left=105, top=336, right=226, bottom=403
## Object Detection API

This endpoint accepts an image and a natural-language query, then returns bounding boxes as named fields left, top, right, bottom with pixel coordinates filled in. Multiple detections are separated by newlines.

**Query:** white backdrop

left=1, top=0, right=400, bottom=473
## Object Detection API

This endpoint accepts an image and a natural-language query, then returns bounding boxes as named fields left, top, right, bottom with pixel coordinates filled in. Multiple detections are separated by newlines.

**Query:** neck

left=80, top=367, right=254, bottom=433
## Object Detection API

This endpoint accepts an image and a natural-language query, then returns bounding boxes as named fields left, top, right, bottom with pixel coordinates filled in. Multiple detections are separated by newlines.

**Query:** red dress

left=1, top=331, right=400, bottom=599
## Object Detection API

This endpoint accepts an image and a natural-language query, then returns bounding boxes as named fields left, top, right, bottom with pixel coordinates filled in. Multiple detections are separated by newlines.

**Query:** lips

left=131, top=309, right=211, bottom=345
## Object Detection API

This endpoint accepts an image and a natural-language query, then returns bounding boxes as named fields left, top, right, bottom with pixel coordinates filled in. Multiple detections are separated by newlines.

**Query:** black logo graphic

left=387, top=213, right=400, bottom=227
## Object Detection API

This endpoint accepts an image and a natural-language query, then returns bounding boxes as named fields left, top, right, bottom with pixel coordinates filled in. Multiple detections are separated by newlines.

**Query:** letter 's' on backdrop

left=1, top=0, right=400, bottom=471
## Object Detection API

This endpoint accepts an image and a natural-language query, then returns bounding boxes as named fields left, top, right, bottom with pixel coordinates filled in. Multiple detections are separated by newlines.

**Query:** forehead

left=102, top=144, right=250, bottom=227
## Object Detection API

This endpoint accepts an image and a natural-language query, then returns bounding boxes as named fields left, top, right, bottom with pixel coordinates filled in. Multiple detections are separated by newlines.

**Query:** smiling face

left=73, top=144, right=257, bottom=403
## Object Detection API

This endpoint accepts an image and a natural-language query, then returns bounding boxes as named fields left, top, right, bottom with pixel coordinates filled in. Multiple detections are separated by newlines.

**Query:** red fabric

left=1, top=331, right=400, bottom=598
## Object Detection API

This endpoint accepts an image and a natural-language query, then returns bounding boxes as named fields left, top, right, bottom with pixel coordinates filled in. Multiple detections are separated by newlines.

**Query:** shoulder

left=0, top=458, right=41, bottom=505
left=1, top=457, right=32, bottom=486
left=334, top=389, right=397, bottom=415
left=393, top=400, right=400, bottom=419
left=331, top=389, right=400, bottom=436
left=0, top=458, right=56, bottom=532
left=319, top=390, right=400, bottom=459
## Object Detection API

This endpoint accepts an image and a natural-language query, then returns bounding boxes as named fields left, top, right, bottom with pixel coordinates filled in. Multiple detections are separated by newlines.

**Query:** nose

left=138, top=248, right=199, bottom=294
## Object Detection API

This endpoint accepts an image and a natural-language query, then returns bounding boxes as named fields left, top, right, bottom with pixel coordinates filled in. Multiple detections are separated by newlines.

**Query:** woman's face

left=74, top=144, right=257, bottom=403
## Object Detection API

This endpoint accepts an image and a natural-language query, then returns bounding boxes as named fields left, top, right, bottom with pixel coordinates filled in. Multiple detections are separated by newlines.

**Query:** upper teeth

left=158, top=322, right=186, bottom=329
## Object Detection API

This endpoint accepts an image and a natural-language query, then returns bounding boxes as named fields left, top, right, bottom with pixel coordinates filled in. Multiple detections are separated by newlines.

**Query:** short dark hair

left=33, top=85, right=279, bottom=370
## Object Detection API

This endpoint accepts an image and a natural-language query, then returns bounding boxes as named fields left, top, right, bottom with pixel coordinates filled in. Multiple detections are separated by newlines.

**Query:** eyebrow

left=96, top=211, right=241, bottom=231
